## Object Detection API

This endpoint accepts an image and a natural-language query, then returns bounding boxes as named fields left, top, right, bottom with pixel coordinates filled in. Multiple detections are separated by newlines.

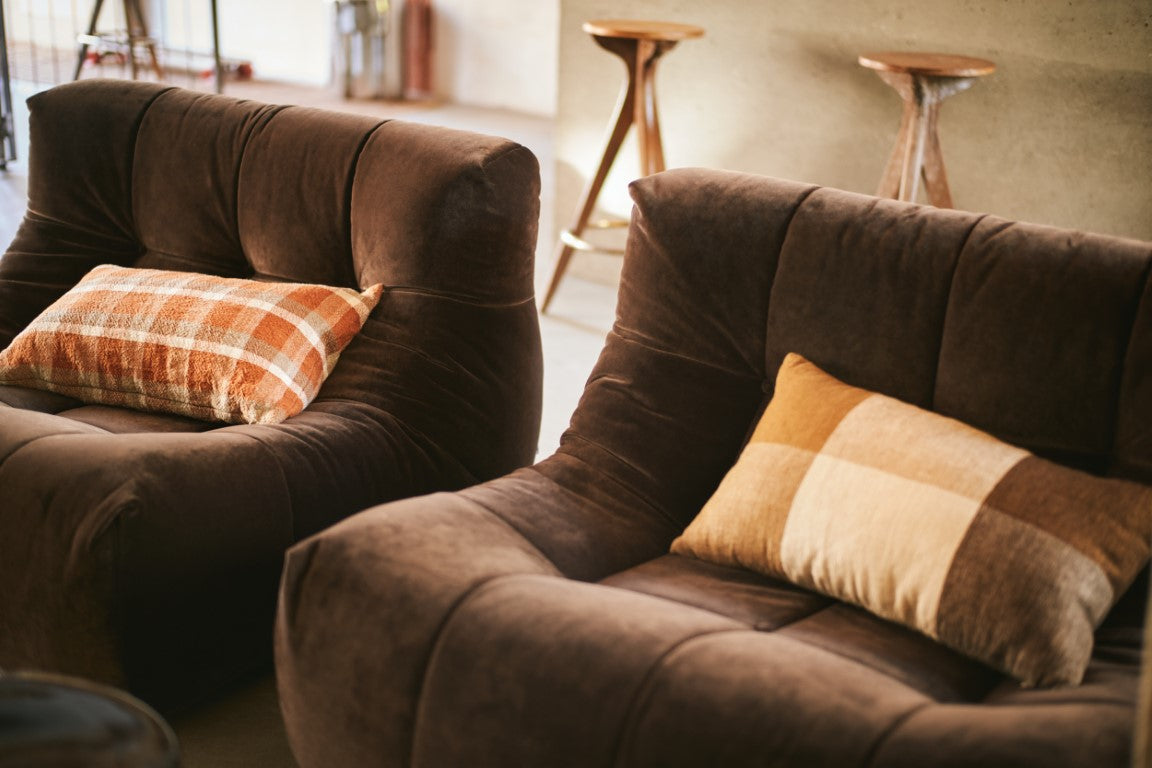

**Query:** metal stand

left=209, top=0, right=221, bottom=94
left=0, top=0, right=14, bottom=169
left=333, top=0, right=394, bottom=100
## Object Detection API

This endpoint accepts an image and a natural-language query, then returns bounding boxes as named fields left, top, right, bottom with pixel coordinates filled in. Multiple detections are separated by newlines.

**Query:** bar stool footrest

left=560, top=219, right=629, bottom=256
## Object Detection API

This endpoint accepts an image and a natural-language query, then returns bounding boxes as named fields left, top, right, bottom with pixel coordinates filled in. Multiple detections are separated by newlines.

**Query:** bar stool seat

left=542, top=19, right=704, bottom=313
left=860, top=51, right=995, bottom=208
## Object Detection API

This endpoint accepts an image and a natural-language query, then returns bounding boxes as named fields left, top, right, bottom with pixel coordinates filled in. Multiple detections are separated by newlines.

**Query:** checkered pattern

left=0, top=265, right=383, bottom=424
left=673, top=353, right=1152, bottom=686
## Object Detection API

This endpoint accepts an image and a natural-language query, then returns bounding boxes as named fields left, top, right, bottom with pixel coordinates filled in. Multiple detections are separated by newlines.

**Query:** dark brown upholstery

left=0, top=80, right=543, bottom=711
left=276, top=168, right=1152, bottom=767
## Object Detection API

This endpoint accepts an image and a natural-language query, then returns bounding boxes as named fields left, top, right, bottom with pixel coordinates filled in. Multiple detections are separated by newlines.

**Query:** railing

left=0, top=0, right=232, bottom=169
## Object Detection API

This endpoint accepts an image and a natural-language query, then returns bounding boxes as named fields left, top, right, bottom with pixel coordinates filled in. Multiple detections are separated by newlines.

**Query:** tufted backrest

left=559, top=168, right=1152, bottom=537
left=0, top=79, right=543, bottom=480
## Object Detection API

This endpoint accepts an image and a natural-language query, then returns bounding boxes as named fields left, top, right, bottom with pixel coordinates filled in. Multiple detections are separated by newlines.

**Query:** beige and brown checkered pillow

left=0, top=265, right=383, bottom=424
left=672, top=353, right=1152, bottom=687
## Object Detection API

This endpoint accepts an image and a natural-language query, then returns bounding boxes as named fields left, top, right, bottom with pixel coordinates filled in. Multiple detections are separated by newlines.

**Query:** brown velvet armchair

left=277, top=169, right=1152, bottom=767
left=0, top=80, right=543, bottom=711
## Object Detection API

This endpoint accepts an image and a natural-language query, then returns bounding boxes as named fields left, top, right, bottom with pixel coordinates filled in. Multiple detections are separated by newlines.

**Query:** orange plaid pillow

left=0, top=265, right=383, bottom=424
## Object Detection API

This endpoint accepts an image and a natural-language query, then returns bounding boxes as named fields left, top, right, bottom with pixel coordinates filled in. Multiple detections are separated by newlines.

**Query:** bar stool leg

left=874, top=70, right=976, bottom=208
left=635, top=39, right=667, bottom=176
left=541, top=67, right=636, bottom=313
left=920, top=96, right=953, bottom=208
left=899, top=82, right=931, bottom=203
left=877, top=93, right=912, bottom=198
left=542, top=37, right=676, bottom=313
left=210, top=0, right=223, bottom=94
left=124, top=0, right=139, bottom=80
left=74, top=0, right=106, bottom=81
left=124, top=0, right=164, bottom=81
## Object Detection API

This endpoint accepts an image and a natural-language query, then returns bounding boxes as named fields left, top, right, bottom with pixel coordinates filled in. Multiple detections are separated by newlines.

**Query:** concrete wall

left=213, top=1, right=331, bottom=85
left=553, top=0, right=1152, bottom=282
left=434, top=0, right=558, bottom=116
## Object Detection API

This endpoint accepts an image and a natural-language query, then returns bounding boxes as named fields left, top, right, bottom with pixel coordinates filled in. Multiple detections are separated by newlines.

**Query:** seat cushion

left=397, top=551, right=1136, bottom=767
left=595, top=554, right=1139, bottom=768
left=1, top=379, right=218, bottom=435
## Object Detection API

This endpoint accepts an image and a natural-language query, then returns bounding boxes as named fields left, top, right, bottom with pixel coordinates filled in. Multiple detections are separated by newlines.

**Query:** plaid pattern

left=673, top=353, right=1152, bottom=686
left=0, top=265, right=383, bottom=424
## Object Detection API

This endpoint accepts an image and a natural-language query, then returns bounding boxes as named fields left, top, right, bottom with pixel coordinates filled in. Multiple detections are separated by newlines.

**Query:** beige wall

left=554, top=0, right=1152, bottom=282
left=434, top=0, right=558, bottom=116
left=215, top=1, right=331, bottom=84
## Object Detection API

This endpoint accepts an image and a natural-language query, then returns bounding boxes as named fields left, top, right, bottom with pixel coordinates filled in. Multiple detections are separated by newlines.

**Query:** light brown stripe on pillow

left=982, top=456, right=1152, bottom=593
left=671, top=442, right=816, bottom=574
left=934, top=507, right=1112, bottom=686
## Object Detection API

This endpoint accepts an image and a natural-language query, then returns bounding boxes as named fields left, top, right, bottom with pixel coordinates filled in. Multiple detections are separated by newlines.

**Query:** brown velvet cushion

left=674, top=353, right=1152, bottom=686
left=1137, top=574, right=1152, bottom=767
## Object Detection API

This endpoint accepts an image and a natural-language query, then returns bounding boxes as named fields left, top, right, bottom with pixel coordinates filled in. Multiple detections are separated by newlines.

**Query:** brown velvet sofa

left=0, top=80, right=542, bottom=711
left=277, top=169, right=1152, bottom=767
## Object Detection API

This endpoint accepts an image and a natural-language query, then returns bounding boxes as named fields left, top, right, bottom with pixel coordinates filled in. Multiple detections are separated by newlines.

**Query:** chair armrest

left=0, top=422, right=293, bottom=708
left=459, top=462, right=681, bottom=580
left=1135, top=577, right=1152, bottom=768
left=275, top=486, right=559, bottom=767
left=275, top=463, right=680, bottom=766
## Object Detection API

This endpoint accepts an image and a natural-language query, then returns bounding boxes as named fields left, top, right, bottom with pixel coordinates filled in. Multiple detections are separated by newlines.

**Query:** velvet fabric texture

left=0, top=80, right=543, bottom=711
left=277, top=168, right=1152, bottom=767
left=1138, top=575, right=1152, bottom=768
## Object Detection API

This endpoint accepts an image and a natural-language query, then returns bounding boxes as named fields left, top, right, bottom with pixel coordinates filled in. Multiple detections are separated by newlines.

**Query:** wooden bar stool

left=541, top=19, right=704, bottom=313
left=860, top=52, right=995, bottom=208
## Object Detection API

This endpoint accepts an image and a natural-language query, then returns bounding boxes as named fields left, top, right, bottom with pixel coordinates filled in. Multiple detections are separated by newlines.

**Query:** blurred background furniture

left=1139, top=576, right=1152, bottom=768
left=0, top=671, right=179, bottom=767
left=277, top=168, right=1152, bottom=767
left=0, top=79, right=542, bottom=713
left=0, top=3, right=13, bottom=170
left=74, top=0, right=165, bottom=82
left=859, top=51, right=995, bottom=207
left=541, top=18, right=703, bottom=313
left=329, top=0, right=399, bottom=100
left=401, top=0, right=434, bottom=100
left=72, top=0, right=225, bottom=92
